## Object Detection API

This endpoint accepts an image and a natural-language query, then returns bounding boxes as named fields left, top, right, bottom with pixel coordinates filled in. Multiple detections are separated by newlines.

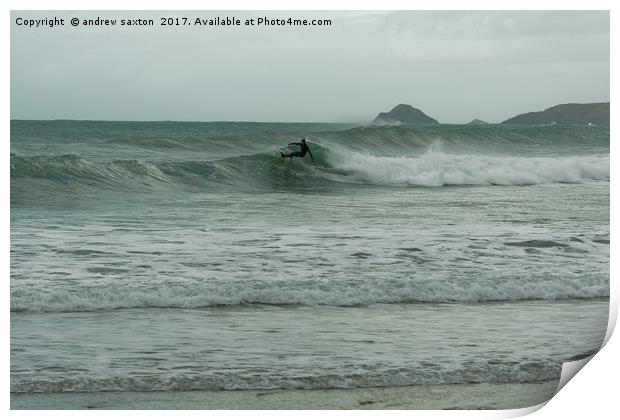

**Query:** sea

left=10, top=120, right=610, bottom=409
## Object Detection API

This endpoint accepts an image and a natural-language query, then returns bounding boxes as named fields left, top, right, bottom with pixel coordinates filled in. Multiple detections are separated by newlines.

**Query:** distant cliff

left=372, top=104, right=439, bottom=125
left=502, top=102, right=609, bottom=125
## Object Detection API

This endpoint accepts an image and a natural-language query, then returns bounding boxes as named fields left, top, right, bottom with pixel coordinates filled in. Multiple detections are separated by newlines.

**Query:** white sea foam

left=324, top=149, right=609, bottom=187
left=10, top=362, right=562, bottom=393
left=10, top=272, right=608, bottom=313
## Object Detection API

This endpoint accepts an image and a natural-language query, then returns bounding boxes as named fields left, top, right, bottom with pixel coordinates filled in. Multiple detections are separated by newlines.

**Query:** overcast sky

left=11, top=10, right=610, bottom=123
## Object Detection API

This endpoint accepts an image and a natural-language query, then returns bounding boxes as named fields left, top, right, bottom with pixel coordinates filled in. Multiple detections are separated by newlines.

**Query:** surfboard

left=279, top=147, right=293, bottom=159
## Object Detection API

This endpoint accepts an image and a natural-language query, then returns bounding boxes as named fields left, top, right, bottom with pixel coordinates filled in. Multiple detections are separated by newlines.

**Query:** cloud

left=11, top=10, right=609, bottom=123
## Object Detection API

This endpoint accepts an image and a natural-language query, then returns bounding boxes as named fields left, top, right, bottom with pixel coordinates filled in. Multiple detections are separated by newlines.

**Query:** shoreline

left=11, top=380, right=559, bottom=410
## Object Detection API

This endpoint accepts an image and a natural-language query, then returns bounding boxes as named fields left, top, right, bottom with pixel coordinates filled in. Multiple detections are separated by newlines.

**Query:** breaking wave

left=11, top=360, right=567, bottom=393
left=10, top=271, right=608, bottom=313
left=324, top=149, right=608, bottom=187
left=10, top=148, right=609, bottom=193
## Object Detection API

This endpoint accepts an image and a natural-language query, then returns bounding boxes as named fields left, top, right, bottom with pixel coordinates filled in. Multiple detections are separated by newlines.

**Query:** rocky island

left=501, top=102, right=609, bottom=125
left=372, top=104, right=439, bottom=125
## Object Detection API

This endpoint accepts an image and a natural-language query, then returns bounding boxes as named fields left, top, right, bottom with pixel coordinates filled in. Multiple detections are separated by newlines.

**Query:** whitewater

left=10, top=120, right=609, bottom=407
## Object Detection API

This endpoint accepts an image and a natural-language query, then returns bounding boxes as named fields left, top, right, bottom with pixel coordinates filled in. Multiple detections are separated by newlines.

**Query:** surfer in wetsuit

left=281, top=138, right=314, bottom=161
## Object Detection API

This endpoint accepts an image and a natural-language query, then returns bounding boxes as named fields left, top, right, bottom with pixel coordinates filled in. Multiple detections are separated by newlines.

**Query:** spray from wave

left=323, top=148, right=609, bottom=187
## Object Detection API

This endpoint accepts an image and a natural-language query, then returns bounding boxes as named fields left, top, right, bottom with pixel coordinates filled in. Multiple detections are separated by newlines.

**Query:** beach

left=12, top=381, right=559, bottom=410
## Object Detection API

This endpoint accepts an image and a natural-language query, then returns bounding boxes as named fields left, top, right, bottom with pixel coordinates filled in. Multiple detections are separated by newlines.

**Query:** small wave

left=505, top=240, right=570, bottom=248
left=10, top=154, right=179, bottom=190
left=10, top=272, right=608, bottom=313
left=10, top=360, right=564, bottom=393
left=105, top=137, right=194, bottom=150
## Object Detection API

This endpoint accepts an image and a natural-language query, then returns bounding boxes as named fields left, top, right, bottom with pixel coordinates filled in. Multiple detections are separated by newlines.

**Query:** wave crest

left=10, top=271, right=608, bottom=313
left=10, top=145, right=610, bottom=194
left=324, top=149, right=609, bottom=187
left=11, top=361, right=564, bottom=393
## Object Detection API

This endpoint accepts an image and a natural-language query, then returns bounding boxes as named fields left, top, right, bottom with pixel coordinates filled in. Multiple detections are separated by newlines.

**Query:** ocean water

left=10, top=121, right=610, bottom=407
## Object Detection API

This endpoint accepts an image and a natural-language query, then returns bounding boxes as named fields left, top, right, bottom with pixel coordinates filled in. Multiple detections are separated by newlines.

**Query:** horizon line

left=10, top=118, right=369, bottom=124
left=10, top=99, right=610, bottom=126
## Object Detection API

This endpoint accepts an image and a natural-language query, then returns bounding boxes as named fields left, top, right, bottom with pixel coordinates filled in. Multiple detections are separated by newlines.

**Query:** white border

left=4, top=1, right=616, bottom=419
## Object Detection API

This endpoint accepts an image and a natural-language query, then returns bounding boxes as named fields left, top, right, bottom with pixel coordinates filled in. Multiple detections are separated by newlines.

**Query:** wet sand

left=11, top=380, right=558, bottom=410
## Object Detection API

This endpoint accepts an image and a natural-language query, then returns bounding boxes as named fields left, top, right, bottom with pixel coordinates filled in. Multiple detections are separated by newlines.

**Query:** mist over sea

left=10, top=120, right=609, bottom=407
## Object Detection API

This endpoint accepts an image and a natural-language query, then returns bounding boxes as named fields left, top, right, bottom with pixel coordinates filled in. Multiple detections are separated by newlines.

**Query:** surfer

left=281, top=138, right=314, bottom=161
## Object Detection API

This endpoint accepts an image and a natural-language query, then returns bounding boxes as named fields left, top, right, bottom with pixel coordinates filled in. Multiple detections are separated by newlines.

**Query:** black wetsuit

left=284, top=142, right=313, bottom=160
left=294, top=142, right=309, bottom=157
